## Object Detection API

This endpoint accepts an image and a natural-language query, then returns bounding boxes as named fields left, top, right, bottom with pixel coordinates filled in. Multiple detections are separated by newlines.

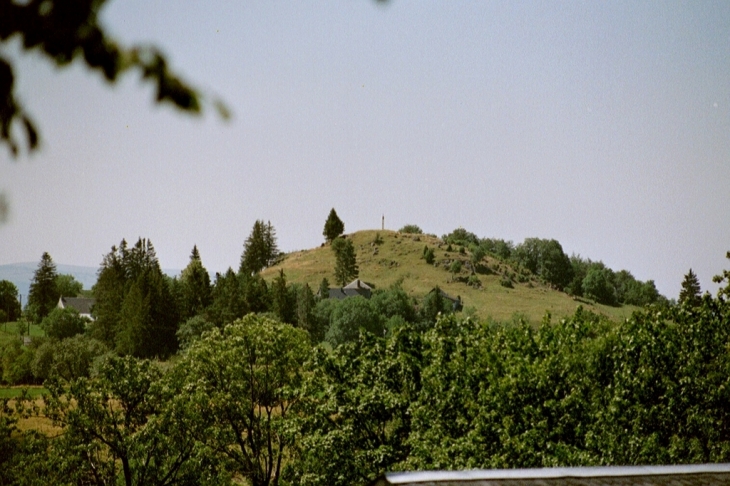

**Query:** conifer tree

left=180, top=245, right=212, bottom=319
left=209, top=268, right=247, bottom=326
left=323, top=208, right=345, bottom=243
left=92, top=238, right=179, bottom=357
left=240, top=220, right=279, bottom=275
left=27, top=252, right=59, bottom=322
left=332, top=237, right=358, bottom=286
left=679, top=268, right=702, bottom=307
left=90, top=242, right=127, bottom=345
left=271, top=269, right=294, bottom=324
left=318, top=277, right=330, bottom=301
left=296, top=283, right=319, bottom=340
left=264, top=221, right=280, bottom=267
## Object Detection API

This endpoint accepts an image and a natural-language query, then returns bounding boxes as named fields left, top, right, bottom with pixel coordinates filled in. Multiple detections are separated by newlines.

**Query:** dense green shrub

left=399, top=224, right=423, bottom=234
left=40, top=307, right=86, bottom=340
left=326, top=296, right=383, bottom=346
left=442, top=228, right=479, bottom=247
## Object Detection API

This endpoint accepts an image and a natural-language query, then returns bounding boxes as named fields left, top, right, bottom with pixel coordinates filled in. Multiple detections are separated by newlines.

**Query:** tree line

left=441, top=228, right=665, bottom=306
left=1, top=254, right=728, bottom=485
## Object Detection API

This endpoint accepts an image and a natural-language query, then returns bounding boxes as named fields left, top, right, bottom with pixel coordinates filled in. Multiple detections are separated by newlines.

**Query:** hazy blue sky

left=1, top=0, right=729, bottom=299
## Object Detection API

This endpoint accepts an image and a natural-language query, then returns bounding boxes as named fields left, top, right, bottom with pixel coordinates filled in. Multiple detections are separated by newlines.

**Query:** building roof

left=329, top=288, right=371, bottom=300
left=369, top=464, right=730, bottom=486
left=58, top=296, right=95, bottom=315
left=343, top=279, right=372, bottom=290
left=328, top=279, right=373, bottom=300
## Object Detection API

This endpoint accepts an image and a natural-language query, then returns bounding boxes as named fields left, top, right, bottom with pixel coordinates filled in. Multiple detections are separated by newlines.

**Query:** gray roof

left=328, top=279, right=373, bottom=300
left=370, top=464, right=730, bottom=486
left=329, top=288, right=371, bottom=300
left=343, top=279, right=372, bottom=290
left=58, top=297, right=95, bottom=315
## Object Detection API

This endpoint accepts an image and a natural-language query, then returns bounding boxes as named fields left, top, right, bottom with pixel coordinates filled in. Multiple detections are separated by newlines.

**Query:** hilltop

left=263, top=229, right=640, bottom=323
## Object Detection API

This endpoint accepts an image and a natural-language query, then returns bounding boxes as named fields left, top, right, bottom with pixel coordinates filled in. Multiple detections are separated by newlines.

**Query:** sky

left=1, top=0, right=729, bottom=299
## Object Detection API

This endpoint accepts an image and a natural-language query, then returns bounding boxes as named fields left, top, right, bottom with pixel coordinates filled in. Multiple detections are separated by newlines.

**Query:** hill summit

left=262, top=229, right=639, bottom=323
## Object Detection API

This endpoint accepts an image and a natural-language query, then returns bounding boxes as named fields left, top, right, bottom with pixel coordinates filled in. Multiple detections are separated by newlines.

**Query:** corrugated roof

left=370, top=464, right=730, bottom=486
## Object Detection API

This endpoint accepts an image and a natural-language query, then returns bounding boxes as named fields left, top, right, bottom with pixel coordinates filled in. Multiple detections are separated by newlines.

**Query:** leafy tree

left=582, top=263, right=617, bottom=306
left=480, top=238, right=514, bottom=260
left=31, top=334, right=108, bottom=382
left=442, top=228, right=479, bottom=247
left=1, top=339, right=36, bottom=385
left=679, top=268, right=702, bottom=307
left=371, top=282, right=416, bottom=324
left=176, top=314, right=310, bottom=486
left=332, top=237, right=359, bottom=286
left=313, top=297, right=337, bottom=338
left=179, top=245, right=212, bottom=319
left=399, top=224, right=423, bottom=234
left=45, top=355, right=220, bottom=486
left=287, top=327, right=423, bottom=486
left=0, top=0, right=207, bottom=157
left=0, top=280, right=20, bottom=322
left=712, top=251, right=730, bottom=301
left=513, top=238, right=573, bottom=290
left=55, top=274, right=83, bottom=298
left=27, top=252, right=59, bottom=322
left=325, top=296, right=383, bottom=347
left=565, top=255, right=589, bottom=297
left=40, top=307, right=86, bottom=340
left=175, top=315, right=216, bottom=349
left=323, top=208, right=345, bottom=243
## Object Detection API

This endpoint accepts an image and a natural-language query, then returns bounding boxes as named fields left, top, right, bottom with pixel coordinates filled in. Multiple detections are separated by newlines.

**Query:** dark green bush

left=399, top=224, right=423, bottom=234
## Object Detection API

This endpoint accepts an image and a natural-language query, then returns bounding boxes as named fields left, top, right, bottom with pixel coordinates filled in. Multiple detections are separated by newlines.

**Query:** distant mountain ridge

left=0, top=262, right=181, bottom=303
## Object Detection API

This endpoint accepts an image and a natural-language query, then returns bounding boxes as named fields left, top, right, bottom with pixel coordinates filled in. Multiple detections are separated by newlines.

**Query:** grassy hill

left=263, top=229, right=639, bottom=323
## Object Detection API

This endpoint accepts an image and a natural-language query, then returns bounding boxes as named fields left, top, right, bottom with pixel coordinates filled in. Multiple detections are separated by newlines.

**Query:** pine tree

left=323, top=208, right=345, bottom=243
left=296, top=283, right=318, bottom=340
left=209, top=268, right=247, bottom=327
left=264, top=221, right=280, bottom=267
left=180, top=245, right=212, bottom=319
left=317, top=277, right=330, bottom=300
left=240, top=220, right=268, bottom=275
left=92, top=238, right=179, bottom=357
left=90, top=243, right=127, bottom=346
left=679, top=268, right=702, bottom=307
left=27, top=252, right=59, bottom=322
left=271, top=269, right=294, bottom=324
left=332, top=237, right=358, bottom=286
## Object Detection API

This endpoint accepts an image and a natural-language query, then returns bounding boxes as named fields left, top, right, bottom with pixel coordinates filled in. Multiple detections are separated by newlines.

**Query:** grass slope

left=263, top=230, right=639, bottom=323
